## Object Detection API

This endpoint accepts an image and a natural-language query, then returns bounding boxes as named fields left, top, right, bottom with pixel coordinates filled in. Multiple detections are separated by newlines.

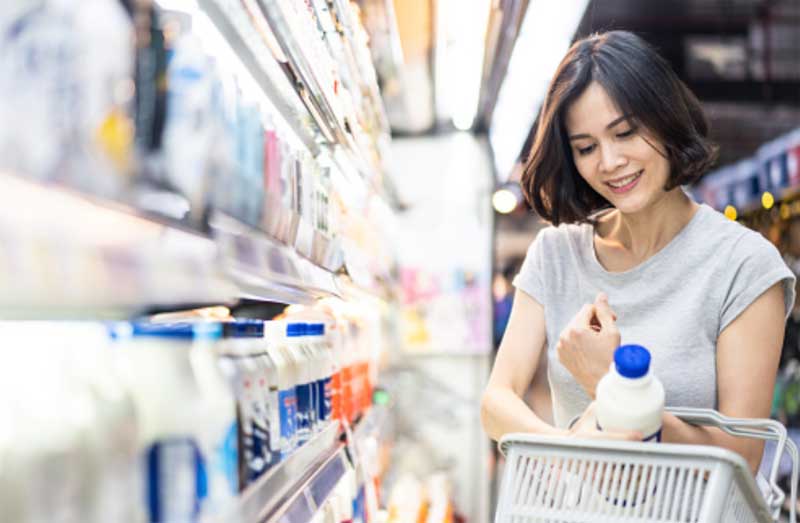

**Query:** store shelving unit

left=238, top=422, right=345, bottom=523
left=0, top=0, right=394, bottom=520
left=0, top=171, right=348, bottom=316
left=0, top=171, right=234, bottom=317
left=211, top=212, right=342, bottom=305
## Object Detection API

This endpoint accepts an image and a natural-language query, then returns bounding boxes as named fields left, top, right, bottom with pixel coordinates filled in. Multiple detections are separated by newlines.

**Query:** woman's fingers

left=575, top=303, right=596, bottom=327
left=594, top=293, right=617, bottom=328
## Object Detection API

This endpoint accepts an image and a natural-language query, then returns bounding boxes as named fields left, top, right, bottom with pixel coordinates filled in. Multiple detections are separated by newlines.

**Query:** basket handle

left=668, top=406, right=798, bottom=523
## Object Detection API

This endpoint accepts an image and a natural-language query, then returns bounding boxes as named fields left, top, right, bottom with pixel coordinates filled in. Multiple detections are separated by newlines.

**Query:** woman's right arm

left=481, top=289, right=566, bottom=441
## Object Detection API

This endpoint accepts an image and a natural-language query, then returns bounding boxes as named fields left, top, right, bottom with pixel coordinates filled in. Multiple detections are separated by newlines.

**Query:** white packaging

left=286, top=323, right=313, bottom=445
left=162, top=33, right=218, bottom=221
left=300, top=324, right=321, bottom=434
left=595, top=344, right=665, bottom=442
left=222, top=319, right=271, bottom=487
left=253, top=343, right=280, bottom=471
left=111, top=322, right=238, bottom=522
left=265, top=321, right=297, bottom=458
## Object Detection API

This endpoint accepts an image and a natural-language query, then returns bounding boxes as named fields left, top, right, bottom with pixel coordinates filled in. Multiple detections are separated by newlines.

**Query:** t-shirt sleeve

left=719, top=230, right=796, bottom=334
left=512, top=230, right=548, bottom=305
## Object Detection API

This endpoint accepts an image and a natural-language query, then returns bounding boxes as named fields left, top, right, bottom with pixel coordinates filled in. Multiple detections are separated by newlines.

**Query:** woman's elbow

left=480, top=388, right=500, bottom=441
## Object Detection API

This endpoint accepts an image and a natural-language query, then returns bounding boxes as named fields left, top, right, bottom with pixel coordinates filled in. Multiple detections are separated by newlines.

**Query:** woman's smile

left=606, top=169, right=643, bottom=194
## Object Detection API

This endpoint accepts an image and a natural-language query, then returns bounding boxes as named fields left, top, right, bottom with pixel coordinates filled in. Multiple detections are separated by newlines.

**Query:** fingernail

left=597, top=292, right=608, bottom=302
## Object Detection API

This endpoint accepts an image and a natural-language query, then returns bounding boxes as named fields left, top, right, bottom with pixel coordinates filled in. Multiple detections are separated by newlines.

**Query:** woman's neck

left=597, top=189, right=699, bottom=263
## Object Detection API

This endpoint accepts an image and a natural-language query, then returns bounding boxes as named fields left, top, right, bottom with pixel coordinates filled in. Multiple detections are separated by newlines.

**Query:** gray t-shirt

left=513, top=203, right=796, bottom=429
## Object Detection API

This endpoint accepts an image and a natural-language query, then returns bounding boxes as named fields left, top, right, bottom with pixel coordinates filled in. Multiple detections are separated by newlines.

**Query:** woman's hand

left=568, top=402, right=641, bottom=441
left=556, top=293, right=620, bottom=398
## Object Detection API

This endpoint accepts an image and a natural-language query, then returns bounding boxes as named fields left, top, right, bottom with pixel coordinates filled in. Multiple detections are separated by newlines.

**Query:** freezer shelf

left=211, top=212, right=341, bottom=305
left=237, top=422, right=346, bottom=523
left=0, top=172, right=236, bottom=318
left=0, top=172, right=345, bottom=316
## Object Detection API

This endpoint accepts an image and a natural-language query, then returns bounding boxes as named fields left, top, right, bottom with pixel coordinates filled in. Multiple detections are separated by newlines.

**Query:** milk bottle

left=265, top=321, right=298, bottom=459
left=595, top=344, right=665, bottom=442
left=111, top=321, right=238, bottom=522
left=287, top=323, right=313, bottom=445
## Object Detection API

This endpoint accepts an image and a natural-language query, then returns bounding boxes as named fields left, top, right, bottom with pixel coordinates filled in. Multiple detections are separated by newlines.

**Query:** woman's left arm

left=661, top=282, right=786, bottom=474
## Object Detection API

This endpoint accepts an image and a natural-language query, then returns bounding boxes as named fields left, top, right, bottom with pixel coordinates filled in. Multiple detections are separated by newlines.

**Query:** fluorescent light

left=492, top=188, right=518, bottom=214
left=490, top=0, right=589, bottom=181
left=435, top=0, right=492, bottom=130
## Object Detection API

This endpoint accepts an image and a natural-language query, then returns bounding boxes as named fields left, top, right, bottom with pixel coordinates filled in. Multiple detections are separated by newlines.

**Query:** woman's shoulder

left=696, top=204, right=769, bottom=246
left=693, top=204, right=784, bottom=263
left=534, top=220, right=592, bottom=246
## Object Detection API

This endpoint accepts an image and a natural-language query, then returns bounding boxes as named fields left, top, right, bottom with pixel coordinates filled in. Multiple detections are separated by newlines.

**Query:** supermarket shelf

left=196, top=0, right=389, bottom=213
left=0, top=172, right=349, bottom=315
left=239, top=422, right=345, bottom=523
left=211, top=212, right=342, bottom=305
left=197, top=0, right=322, bottom=155
left=0, top=172, right=237, bottom=318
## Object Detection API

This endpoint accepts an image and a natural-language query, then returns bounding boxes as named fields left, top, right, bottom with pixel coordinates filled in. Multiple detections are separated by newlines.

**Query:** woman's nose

left=599, top=141, right=627, bottom=173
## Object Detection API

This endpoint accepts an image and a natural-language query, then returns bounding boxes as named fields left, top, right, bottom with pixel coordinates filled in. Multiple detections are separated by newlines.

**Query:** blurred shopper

left=481, top=31, right=795, bottom=476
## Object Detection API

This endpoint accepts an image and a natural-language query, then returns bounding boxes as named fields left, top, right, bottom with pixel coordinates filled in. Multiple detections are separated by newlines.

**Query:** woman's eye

left=577, top=144, right=596, bottom=156
left=617, top=127, right=637, bottom=138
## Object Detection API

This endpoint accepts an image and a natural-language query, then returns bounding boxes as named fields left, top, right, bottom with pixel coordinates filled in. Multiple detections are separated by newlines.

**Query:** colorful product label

left=296, top=382, right=312, bottom=443
left=146, top=438, right=206, bottom=523
left=278, top=388, right=297, bottom=457
left=219, top=421, right=239, bottom=494
left=323, top=376, right=332, bottom=421
left=268, top=388, right=282, bottom=464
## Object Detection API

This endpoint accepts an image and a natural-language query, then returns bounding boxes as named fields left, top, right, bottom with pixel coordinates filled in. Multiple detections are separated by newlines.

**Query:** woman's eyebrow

left=568, top=114, right=633, bottom=141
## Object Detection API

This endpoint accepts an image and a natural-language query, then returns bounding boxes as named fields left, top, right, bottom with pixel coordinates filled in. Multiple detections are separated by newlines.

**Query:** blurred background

left=0, top=0, right=798, bottom=522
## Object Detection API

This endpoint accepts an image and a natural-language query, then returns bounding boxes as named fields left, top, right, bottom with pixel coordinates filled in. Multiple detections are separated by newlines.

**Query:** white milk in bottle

left=596, top=344, right=665, bottom=442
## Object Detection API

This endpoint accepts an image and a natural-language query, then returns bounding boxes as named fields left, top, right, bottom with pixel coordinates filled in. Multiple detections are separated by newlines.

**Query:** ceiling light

left=489, top=0, right=589, bottom=181
left=435, top=0, right=492, bottom=130
left=492, top=188, right=518, bottom=214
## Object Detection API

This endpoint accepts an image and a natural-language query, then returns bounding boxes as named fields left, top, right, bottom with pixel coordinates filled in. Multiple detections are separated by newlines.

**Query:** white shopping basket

left=495, top=408, right=799, bottom=523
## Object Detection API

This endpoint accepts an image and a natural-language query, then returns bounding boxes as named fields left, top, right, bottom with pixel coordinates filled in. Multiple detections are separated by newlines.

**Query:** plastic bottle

left=301, top=322, right=322, bottom=434
left=252, top=331, right=280, bottom=473
left=111, top=321, right=238, bottom=522
left=0, top=322, right=133, bottom=523
left=222, top=319, right=270, bottom=487
left=595, top=344, right=665, bottom=442
left=162, top=33, right=218, bottom=223
left=328, top=320, right=344, bottom=425
left=265, top=321, right=297, bottom=459
left=287, top=322, right=313, bottom=445
left=309, top=323, right=333, bottom=430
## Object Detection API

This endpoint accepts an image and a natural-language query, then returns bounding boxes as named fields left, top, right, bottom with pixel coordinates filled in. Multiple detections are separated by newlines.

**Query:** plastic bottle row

left=0, top=0, right=345, bottom=265
left=0, top=318, right=376, bottom=523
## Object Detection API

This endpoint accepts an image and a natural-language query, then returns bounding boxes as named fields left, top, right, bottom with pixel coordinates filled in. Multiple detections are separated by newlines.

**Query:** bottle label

left=323, top=376, right=332, bottom=421
left=146, top=438, right=206, bottom=522
left=278, top=388, right=297, bottom=457
left=643, top=428, right=662, bottom=442
left=218, top=421, right=239, bottom=494
left=296, top=382, right=312, bottom=442
left=268, top=388, right=282, bottom=462
left=597, top=422, right=662, bottom=443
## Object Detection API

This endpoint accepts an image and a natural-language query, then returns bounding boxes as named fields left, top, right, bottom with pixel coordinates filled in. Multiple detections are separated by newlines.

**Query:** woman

left=480, top=30, right=796, bottom=475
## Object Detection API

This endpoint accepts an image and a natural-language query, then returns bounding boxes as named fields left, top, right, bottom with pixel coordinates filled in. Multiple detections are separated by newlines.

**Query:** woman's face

left=564, top=81, right=672, bottom=215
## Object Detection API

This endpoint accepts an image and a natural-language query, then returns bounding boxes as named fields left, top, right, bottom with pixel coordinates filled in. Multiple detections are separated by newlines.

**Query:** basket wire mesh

left=495, top=408, right=798, bottom=523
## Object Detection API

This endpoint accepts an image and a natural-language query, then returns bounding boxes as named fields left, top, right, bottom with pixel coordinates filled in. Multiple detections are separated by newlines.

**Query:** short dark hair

left=520, top=31, right=718, bottom=225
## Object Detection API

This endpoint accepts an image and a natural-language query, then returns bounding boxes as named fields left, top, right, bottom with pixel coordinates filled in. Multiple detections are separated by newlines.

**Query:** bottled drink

left=595, top=344, right=665, bottom=442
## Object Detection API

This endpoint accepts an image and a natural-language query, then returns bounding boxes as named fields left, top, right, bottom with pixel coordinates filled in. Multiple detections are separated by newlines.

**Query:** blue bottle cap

left=126, top=322, right=222, bottom=340
left=614, top=344, right=651, bottom=379
left=286, top=322, right=307, bottom=337
left=223, top=319, right=264, bottom=338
